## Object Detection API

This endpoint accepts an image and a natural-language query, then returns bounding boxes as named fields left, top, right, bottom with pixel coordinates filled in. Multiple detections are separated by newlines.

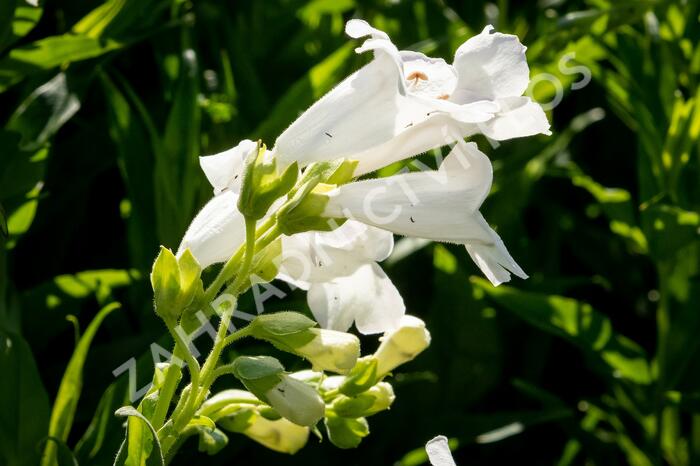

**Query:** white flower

left=426, top=435, right=457, bottom=466
left=321, top=139, right=526, bottom=286
left=374, top=315, right=431, bottom=377
left=277, top=220, right=405, bottom=335
left=273, top=19, right=549, bottom=176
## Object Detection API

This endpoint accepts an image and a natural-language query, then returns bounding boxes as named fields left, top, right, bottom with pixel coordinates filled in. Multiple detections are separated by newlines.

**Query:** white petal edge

left=426, top=436, right=457, bottom=466
left=177, top=191, right=245, bottom=268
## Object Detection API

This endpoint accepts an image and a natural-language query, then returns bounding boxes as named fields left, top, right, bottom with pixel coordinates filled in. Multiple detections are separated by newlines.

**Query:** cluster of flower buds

left=188, top=313, right=431, bottom=453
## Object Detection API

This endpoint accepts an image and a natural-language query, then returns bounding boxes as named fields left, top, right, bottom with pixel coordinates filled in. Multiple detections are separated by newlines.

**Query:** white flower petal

left=307, top=261, right=405, bottom=335
left=464, top=212, right=528, bottom=286
left=323, top=142, right=495, bottom=244
left=426, top=436, right=457, bottom=466
left=274, top=21, right=493, bottom=175
left=345, top=18, right=389, bottom=40
left=199, top=139, right=257, bottom=194
left=314, top=220, right=394, bottom=262
left=452, top=25, right=530, bottom=102
left=477, top=96, right=551, bottom=140
left=177, top=191, right=245, bottom=268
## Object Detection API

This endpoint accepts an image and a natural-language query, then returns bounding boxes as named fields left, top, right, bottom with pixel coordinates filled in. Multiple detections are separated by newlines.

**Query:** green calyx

left=276, top=158, right=357, bottom=235
left=151, top=246, right=203, bottom=323
left=238, top=140, right=298, bottom=220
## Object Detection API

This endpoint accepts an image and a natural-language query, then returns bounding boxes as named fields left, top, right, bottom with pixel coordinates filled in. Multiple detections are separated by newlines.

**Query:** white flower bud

left=294, top=328, right=360, bottom=374
left=374, top=315, right=431, bottom=377
left=265, top=374, right=325, bottom=426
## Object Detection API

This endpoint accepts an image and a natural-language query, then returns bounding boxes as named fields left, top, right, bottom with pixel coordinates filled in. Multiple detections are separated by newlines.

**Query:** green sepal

left=277, top=184, right=345, bottom=235
left=290, top=159, right=358, bottom=197
left=251, top=312, right=317, bottom=337
left=248, top=312, right=317, bottom=355
left=331, top=395, right=375, bottom=418
left=150, top=247, right=203, bottom=323
left=177, top=249, right=203, bottom=309
left=249, top=238, right=282, bottom=285
left=238, top=140, right=299, bottom=220
left=339, top=357, right=378, bottom=397
left=231, top=356, right=285, bottom=402
left=331, top=383, right=394, bottom=417
left=324, top=412, right=369, bottom=449
left=151, top=246, right=181, bottom=322
left=197, top=427, right=229, bottom=455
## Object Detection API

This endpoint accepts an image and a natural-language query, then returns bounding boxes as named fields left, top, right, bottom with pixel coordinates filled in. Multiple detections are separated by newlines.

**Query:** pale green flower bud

left=242, top=415, right=310, bottom=454
left=293, top=328, right=360, bottom=374
left=374, top=315, right=431, bottom=377
left=250, top=312, right=360, bottom=373
left=265, top=373, right=325, bottom=427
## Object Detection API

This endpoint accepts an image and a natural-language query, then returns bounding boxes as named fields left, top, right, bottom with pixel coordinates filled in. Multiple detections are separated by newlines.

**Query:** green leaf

left=0, top=0, right=16, bottom=50
left=7, top=71, right=89, bottom=151
left=74, top=384, right=118, bottom=462
left=472, top=278, right=652, bottom=384
left=0, top=4, right=42, bottom=52
left=0, top=35, right=121, bottom=92
left=114, top=405, right=164, bottom=466
left=41, top=302, right=120, bottom=466
left=324, top=413, right=369, bottom=449
left=0, top=330, right=50, bottom=466
left=157, top=45, right=202, bottom=247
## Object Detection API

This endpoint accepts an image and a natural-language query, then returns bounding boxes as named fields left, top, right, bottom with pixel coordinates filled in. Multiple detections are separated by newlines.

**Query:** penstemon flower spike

left=114, top=18, right=548, bottom=465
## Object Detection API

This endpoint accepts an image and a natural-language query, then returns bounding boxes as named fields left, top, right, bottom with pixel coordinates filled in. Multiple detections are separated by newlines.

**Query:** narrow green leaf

left=472, top=278, right=651, bottom=384
left=114, top=405, right=164, bottom=466
left=0, top=331, right=50, bottom=466
left=41, top=302, right=121, bottom=466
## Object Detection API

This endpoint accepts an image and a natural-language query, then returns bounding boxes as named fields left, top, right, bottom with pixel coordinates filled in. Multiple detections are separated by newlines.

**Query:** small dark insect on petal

left=324, top=132, right=333, bottom=138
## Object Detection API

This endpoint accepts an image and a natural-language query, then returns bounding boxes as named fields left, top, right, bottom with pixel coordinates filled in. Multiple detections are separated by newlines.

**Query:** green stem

left=151, top=345, right=186, bottom=430
left=202, top=215, right=276, bottom=304
left=170, top=217, right=258, bottom=432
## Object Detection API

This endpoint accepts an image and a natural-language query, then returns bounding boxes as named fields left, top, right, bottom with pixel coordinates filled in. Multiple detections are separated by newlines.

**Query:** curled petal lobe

left=477, top=96, right=552, bottom=140
left=426, top=436, right=457, bottom=466
left=464, top=212, right=528, bottom=286
left=200, top=139, right=257, bottom=194
left=452, top=25, right=530, bottom=102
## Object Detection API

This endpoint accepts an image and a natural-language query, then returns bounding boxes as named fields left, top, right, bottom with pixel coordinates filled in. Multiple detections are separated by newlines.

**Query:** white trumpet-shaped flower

left=278, top=220, right=404, bottom=335
left=180, top=142, right=405, bottom=335
left=321, top=140, right=526, bottom=286
left=273, top=19, right=549, bottom=176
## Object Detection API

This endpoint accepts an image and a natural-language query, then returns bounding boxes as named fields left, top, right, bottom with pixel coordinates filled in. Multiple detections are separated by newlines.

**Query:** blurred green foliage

left=1, top=0, right=700, bottom=465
